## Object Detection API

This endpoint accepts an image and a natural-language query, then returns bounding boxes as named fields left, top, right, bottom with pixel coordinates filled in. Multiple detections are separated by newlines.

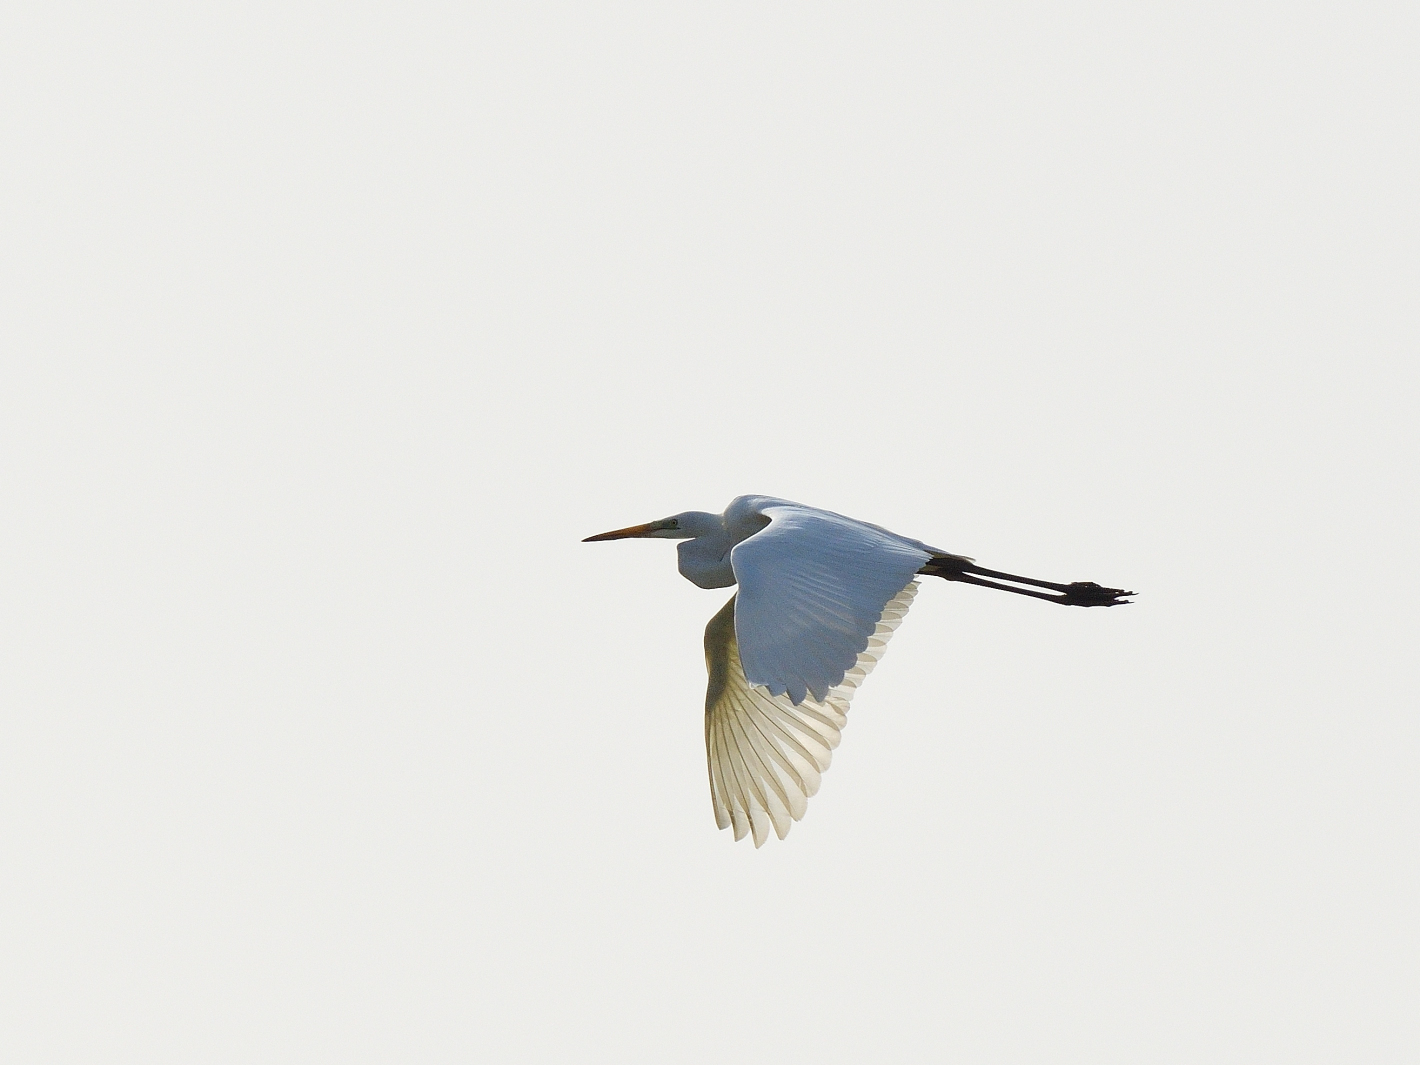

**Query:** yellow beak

left=582, top=522, right=661, bottom=542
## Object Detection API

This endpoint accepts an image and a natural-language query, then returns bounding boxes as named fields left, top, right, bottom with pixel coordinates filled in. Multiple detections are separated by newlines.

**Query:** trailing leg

left=919, top=555, right=1134, bottom=607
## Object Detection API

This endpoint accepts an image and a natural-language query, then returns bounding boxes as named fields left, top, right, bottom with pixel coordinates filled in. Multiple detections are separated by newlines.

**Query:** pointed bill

left=583, top=522, right=660, bottom=542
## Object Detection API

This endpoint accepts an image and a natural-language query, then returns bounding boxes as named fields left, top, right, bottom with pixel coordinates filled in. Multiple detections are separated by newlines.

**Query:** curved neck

left=675, top=512, right=736, bottom=589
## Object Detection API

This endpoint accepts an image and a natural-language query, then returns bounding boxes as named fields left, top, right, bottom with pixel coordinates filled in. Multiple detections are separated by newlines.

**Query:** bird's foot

left=1058, top=582, right=1135, bottom=607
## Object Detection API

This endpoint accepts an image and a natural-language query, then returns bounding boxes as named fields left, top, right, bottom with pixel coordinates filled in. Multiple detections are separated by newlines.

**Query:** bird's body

left=585, top=495, right=1132, bottom=846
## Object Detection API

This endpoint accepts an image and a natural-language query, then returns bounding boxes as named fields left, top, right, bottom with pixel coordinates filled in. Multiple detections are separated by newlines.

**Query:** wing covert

left=730, top=504, right=931, bottom=704
left=704, top=583, right=919, bottom=846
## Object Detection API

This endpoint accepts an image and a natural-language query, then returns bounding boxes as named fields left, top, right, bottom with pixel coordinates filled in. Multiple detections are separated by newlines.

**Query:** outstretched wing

left=730, top=504, right=932, bottom=704
left=704, top=582, right=919, bottom=846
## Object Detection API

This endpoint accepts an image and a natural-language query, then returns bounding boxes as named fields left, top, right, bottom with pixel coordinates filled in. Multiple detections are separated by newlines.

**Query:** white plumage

left=703, top=580, right=919, bottom=846
left=585, top=494, right=1132, bottom=846
left=728, top=500, right=942, bottom=704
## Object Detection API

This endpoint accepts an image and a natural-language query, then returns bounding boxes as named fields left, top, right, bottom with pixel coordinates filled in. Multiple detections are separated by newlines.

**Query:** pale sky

left=3, top=4, right=1416, bottom=1062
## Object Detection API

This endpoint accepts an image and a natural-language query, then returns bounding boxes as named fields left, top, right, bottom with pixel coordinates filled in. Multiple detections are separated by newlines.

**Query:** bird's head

left=582, top=511, right=720, bottom=542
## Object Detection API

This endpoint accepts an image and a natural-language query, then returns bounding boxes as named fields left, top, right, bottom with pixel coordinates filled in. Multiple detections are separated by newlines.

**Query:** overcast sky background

left=3, top=3, right=1417, bottom=1062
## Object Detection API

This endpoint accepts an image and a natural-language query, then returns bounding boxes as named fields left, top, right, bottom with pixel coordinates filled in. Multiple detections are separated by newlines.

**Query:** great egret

left=584, top=495, right=1133, bottom=846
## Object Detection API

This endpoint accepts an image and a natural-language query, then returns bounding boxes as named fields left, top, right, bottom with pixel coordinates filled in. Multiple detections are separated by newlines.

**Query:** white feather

left=728, top=500, right=934, bottom=704
left=704, top=581, right=920, bottom=846
left=585, top=492, right=1127, bottom=846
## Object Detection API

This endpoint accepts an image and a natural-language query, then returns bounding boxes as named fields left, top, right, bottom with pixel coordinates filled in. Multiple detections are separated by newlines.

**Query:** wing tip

left=708, top=578, right=922, bottom=847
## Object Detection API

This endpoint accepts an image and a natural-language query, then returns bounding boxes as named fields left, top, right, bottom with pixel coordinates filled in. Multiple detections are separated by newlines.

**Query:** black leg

left=920, top=557, right=1134, bottom=607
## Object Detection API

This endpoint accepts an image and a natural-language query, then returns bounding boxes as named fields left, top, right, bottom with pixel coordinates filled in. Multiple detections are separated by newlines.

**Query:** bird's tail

left=919, top=555, right=1134, bottom=607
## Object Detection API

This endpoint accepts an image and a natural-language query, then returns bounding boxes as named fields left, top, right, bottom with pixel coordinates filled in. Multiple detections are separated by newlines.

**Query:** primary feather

left=704, top=581, right=920, bottom=846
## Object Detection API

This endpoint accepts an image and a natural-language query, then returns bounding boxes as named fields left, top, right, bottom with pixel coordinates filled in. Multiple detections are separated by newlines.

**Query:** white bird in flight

left=585, top=495, right=1133, bottom=846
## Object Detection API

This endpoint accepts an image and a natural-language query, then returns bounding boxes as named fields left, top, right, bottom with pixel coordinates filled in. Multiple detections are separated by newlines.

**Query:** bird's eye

left=667, top=519, right=678, bottom=528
